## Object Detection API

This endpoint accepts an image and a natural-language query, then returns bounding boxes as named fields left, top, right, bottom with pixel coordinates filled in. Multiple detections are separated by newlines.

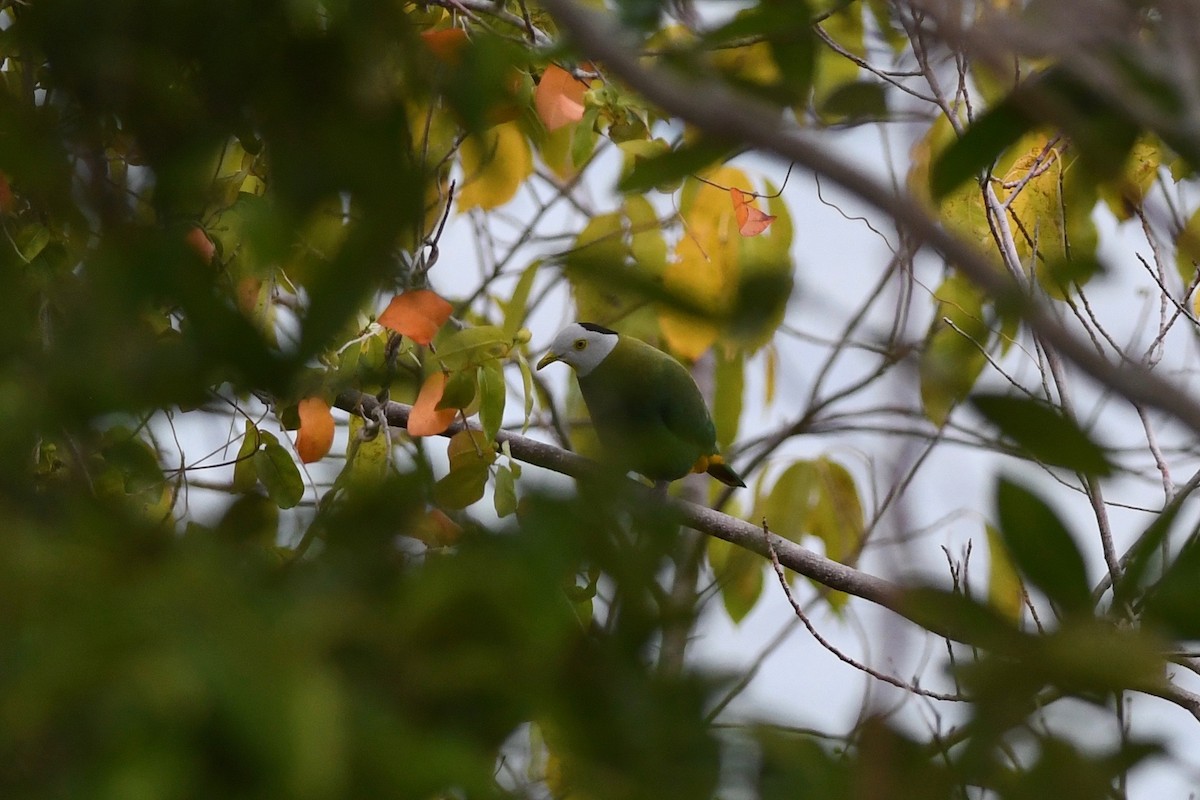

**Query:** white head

left=536, top=322, right=619, bottom=377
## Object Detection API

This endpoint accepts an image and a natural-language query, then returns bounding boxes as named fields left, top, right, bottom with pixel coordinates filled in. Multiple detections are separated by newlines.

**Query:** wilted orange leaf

left=186, top=226, right=216, bottom=263
left=421, top=28, right=468, bottom=64
left=411, top=507, right=463, bottom=546
left=296, top=397, right=334, bottom=463
left=730, top=188, right=776, bottom=236
left=236, top=277, right=264, bottom=316
left=535, top=64, right=587, bottom=132
left=378, top=289, right=453, bottom=345
left=0, top=172, right=13, bottom=214
left=408, top=371, right=458, bottom=437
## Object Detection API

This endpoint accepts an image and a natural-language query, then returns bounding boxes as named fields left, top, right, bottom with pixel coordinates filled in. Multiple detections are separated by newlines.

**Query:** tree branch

left=335, top=390, right=906, bottom=618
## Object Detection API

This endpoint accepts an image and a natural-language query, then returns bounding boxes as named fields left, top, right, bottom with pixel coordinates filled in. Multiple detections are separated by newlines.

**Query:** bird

left=536, top=322, right=745, bottom=488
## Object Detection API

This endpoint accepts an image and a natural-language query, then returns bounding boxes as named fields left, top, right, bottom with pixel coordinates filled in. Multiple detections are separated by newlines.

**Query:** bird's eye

left=573, top=339, right=587, bottom=350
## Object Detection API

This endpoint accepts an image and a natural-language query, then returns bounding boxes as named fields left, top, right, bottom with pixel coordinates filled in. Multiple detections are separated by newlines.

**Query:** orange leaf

left=408, top=371, right=457, bottom=437
left=186, top=226, right=216, bottom=263
left=296, top=397, right=334, bottom=463
left=730, top=187, right=776, bottom=236
left=535, top=64, right=587, bottom=132
left=421, top=28, right=467, bottom=64
left=236, top=277, right=264, bottom=316
left=378, top=289, right=454, bottom=345
left=0, top=172, right=13, bottom=214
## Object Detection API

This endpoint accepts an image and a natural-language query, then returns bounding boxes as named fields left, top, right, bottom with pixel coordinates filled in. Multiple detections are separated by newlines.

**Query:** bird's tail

left=702, top=454, right=745, bottom=488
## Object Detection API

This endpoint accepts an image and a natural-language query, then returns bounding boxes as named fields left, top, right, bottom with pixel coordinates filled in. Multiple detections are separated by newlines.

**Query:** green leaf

left=817, top=80, right=887, bottom=122
left=995, top=478, right=1092, bottom=616
left=502, top=262, right=540, bottom=339
left=707, top=537, right=763, bottom=624
left=494, top=464, right=517, bottom=518
left=436, top=325, right=511, bottom=370
left=1112, top=501, right=1182, bottom=608
left=437, top=369, right=479, bottom=411
left=254, top=431, right=304, bottom=510
left=571, top=104, right=601, bottom=168
left=713, top=347, right=743, bottom=451
left=1142, top=523, right=1200, bottom=638
left=900, top=587, right=1025, bottom=652
left=972, top=393, right=1112, bottom=476
left=755, top=457, right=863, bottom=563
left=931, top=99, right=1032, bottom=199
left=986, top=524, right=1024, bottom=621
left=478, top=361, right=507, bottom=442
left=433, top=464, right=490, bottom=510
left=341, top=413, right=390, bottom=489
left=232, top=420, right=260, bottom=493
left=14, top=223, right=51, bottom=262
left=919, top=274, right=990, bottom=426
left=617, top=138, right=736, bottom=194
left=518, top=355, right=535, bottom=432
left=808, top=458, right=863, bottom=564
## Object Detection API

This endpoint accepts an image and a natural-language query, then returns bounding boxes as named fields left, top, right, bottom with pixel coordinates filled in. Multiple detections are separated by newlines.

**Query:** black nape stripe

left=579, top=322, right=617, bottom=335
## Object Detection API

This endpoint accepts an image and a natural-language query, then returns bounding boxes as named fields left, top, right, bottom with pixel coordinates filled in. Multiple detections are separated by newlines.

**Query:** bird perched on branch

left=536, top=322, right=745, bottom=488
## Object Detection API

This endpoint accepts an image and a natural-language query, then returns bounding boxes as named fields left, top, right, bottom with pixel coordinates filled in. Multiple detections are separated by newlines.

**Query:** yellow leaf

left=344, top=414, right=389, bottom=487
left=1099, top=135, right=1162, bottom=220
left=919, top=274, right=989, bottom=426
left=457, top=122, right=533, bottom=211
left=986, top=524, right=1024, bottom=621
left=1000, top=135, right=1066, bottom=266
left=710, top=40, right=780, bottom=90
left=908, top=116, right=991, bottom=248
left=295, top=397, right=334, bottom=464
left=659, top=230, right=727, bottom=360
left=659, top=167, right=748, bottom=359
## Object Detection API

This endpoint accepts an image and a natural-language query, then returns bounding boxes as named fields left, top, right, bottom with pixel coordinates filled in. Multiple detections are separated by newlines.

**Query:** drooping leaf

left=254, top=431, right=304, bottom=510
left=730, top=188, right=776, bottom=236
left=378, top=289, right=454, bottom=345
left=409, top=371, right=458, bottom=437
left=995, top=477, right=1092, bottom=616
left=295, top=396, right=334, bottom=464
left=972, top=393, right=1112, bottom=476
left=233, top=420, right=260, bottom=493
left=494, top=463, right=518, bottom=518
left=478, top=361, right=507, bottom=442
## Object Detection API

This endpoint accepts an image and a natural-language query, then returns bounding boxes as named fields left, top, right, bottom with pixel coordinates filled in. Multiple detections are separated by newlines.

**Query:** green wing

left=655, top=356, right=718, bottom=455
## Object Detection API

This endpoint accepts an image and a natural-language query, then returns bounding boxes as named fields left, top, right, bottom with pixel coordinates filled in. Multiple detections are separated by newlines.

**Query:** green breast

left=577, top=337, right=717, bottom=481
